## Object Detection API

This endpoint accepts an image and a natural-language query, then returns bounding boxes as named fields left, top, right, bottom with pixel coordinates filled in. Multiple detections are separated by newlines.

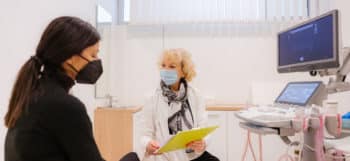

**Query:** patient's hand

left=146, top=140, right=162, bottom=155
left=186, top=140, right=206, bottom=153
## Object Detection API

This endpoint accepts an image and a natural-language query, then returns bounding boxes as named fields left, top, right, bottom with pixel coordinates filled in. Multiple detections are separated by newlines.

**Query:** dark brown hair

left=5, top=16, right=100, bottom=128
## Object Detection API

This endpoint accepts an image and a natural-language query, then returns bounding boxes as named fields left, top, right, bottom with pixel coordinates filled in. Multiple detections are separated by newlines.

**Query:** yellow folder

left=157, top=126, right=219, bottom=154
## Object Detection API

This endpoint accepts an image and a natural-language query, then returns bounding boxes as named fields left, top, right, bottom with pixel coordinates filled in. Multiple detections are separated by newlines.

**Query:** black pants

left=191, top=151, right=220, bottom=161
left=119, top=151, right=220, bottom=161
left=119, top=152, right=140, bottom=161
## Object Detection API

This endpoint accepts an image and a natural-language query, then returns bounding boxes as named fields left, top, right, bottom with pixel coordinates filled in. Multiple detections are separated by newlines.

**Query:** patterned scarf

left=161, top=78, right=194, bottom=135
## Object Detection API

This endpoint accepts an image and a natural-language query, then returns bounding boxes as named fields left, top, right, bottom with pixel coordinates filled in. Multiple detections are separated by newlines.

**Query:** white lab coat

left=140, top=85, right=208, bottom=161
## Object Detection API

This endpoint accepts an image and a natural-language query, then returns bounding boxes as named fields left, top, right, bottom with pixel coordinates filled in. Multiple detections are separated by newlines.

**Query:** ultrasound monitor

left=275, top=81, right=325, bottom=106
left=277, top=10, right=339, bottom=73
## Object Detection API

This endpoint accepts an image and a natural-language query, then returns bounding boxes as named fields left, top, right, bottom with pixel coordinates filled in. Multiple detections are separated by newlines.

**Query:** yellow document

left=157, top=126, right=219, bottom=154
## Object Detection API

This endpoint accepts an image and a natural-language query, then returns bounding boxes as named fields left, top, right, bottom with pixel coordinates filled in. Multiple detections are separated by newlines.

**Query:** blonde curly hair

left=159, top=48, right=197, bottom=82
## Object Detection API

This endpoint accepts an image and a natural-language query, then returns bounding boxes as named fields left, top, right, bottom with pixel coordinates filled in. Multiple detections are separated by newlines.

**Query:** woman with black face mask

left=4, top=16, right=104, bottom=161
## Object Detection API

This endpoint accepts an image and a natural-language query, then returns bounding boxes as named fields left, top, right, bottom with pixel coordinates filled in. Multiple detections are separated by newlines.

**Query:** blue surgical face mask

left=160, top=69, right=178, bottom=86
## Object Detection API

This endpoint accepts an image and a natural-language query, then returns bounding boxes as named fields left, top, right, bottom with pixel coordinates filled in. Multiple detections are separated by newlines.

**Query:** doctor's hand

left=186, top=140, right=206, bottom=153
left=146, top=140, right=162, bottom=155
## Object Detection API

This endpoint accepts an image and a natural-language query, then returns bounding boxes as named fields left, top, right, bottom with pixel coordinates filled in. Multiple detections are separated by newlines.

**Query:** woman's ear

left=63, top=55, right=87, bottom=71
left=62, top=56, right=76, bottom=70
left=65, top=57, right=73, bottom=65
left=61, top=55, right=83, bottom=74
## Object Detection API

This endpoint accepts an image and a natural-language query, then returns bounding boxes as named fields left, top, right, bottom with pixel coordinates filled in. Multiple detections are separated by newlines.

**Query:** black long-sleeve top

left=5, top=68, right=105, bottom=161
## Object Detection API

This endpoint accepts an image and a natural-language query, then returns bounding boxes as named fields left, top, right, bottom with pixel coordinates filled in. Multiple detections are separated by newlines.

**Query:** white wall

left=328, top=0, right=350, bottom=113
left=109, top=27, right=314, bottom=105
left=107, top=1, right=350, bottom=113
left=0, top=0, right=98, bottom=159
left=335, top=0, right=350, bottom=46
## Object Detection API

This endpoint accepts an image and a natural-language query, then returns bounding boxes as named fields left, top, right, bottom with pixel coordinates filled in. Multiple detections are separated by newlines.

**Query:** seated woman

left=140, top=48, right=219, bottom=161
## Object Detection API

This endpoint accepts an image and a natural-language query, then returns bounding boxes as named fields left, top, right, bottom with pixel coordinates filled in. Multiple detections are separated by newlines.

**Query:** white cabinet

left=207, top=111, right=229, bottom=161
left=207, top=111, right=243, bottom=161
left=227, top=112, right=247, bottom=161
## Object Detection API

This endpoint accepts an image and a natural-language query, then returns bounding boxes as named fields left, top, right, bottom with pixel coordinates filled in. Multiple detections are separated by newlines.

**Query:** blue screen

left=276, top=83, right=320, bottom=105
left=278, top=14, right=334, bottom=66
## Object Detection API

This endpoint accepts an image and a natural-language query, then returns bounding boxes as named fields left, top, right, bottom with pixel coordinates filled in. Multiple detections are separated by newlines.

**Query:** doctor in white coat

left=140, top=49, right=219, bottom=161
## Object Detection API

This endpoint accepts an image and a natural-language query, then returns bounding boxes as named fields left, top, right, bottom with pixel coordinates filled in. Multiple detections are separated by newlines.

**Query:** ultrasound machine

left=236, top=10, right=350, bottom=161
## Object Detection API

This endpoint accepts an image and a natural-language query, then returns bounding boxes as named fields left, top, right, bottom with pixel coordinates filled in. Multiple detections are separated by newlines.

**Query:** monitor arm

left=337, top=47, right=350, bottom=77
left=316, top=47, right=350, bottom=94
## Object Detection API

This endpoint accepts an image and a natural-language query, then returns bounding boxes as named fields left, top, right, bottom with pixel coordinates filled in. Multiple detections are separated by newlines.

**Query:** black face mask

left=68, top=55, right=103, bottom=84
